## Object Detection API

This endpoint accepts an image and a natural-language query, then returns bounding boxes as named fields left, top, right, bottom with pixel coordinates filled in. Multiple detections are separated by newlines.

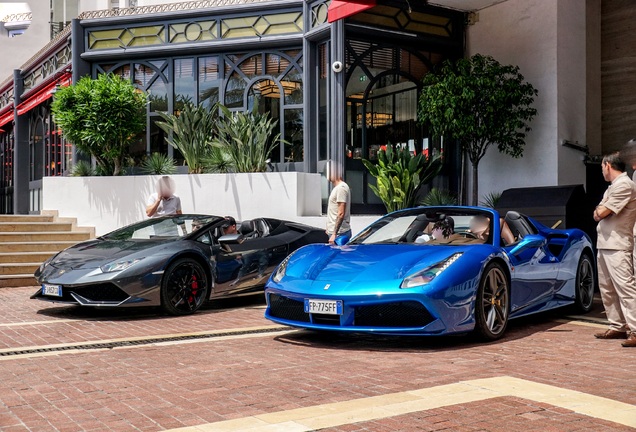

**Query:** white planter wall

left=43, top=172, right=326, bottom=236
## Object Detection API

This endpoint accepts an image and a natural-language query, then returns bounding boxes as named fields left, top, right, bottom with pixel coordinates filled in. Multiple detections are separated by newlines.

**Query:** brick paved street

left=0, top=286, right=634, bottom=431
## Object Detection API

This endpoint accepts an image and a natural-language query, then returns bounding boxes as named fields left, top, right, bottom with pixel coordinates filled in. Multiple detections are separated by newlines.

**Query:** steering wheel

left=460, top=231, right=478, bottom=239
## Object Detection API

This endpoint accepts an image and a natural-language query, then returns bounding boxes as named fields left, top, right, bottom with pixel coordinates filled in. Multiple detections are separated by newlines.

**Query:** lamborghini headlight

left=100, top=258, right=144, bottom=273
left=400, top=253, right=463, bottom=289
left=272, top=253, right=293, bottom=283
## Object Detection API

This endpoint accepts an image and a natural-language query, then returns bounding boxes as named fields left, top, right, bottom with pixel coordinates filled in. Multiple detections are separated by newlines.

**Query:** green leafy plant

left=203, top=147, right=232, bottom=173
left=140, top=152, right=177, bottom=175
left=69, top=160, right=96, bottom=177
left=51, top=74, right=147, bottom=176
left=421, top=188, right=458, bottom=206
left=362, top=145, right=443, bottom=213
left=418, top=54, right=538, bottom=205
left=480, top=191, right=502, bottom=209
left=212, top=105, right=281, bottom=173
left=155, top=102, right=218, bottom=174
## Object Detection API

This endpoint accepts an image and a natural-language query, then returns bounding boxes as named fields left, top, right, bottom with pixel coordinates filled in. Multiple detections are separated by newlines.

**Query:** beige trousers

left=597, top=249, right=636, bottom=332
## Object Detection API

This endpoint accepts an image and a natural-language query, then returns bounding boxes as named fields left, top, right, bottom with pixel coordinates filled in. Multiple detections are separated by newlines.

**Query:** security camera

left=332, top=61, right=344, bottom=73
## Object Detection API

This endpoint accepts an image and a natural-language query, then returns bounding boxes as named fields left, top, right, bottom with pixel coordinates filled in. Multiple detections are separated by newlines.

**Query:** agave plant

left=212, top=105, right=281, bottom=173
left=421, top=188, right=458, bottom=206
left=362, top=145, right=443, bottom=213
left=155, top=102, right=218, bottom=174
left=203, top=146, right=232, bottom=173
left=480, top=191, right=502, bottom=208
left=140, top=152, right=177, bottom=175
left=69, top=160, right=96, bottom=177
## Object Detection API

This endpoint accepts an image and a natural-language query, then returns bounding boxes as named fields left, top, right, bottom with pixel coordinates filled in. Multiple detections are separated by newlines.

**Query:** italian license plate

left=42, top=284, right=62, bottom=297
left=304, top=299, right=343, bottom=315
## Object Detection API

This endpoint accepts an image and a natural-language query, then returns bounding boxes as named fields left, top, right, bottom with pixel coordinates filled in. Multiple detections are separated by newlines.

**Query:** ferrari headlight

left=400, top=253, right=463, bottom=289
left=272, top=253, right=293, bottom=283
left=100, top=258, right=144, bottom=273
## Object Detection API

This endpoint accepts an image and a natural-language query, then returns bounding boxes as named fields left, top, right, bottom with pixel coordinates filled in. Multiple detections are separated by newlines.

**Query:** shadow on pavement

left=271, top=303, right=605, bottom=354
left=34, top=292, right=266, bottom=321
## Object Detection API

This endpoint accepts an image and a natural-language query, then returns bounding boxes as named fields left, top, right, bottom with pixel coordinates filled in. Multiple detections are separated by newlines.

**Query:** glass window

left=111, top=64, right=132, bottom=81
left=318, top=42, right=328, bottom=161
left=225, top=71, right=246, bottom=108
left=282, top=68, right=302, bottom=105
left=198, top=56, right=220, bottom=108
left=134, top=64, right=156, bottom=88
left=284, top=109, right=303, bottom=162
left=174, top=58, right=196, bottom=110
left=148, top=78, right=168, bottom=112
left=148, top=116, right=168, bottom=155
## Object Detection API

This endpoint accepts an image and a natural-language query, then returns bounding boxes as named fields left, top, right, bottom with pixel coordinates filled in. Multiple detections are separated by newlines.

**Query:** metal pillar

left=12, top=69, right=28, bottom=214
left=329, top=19, right=346, bottom=179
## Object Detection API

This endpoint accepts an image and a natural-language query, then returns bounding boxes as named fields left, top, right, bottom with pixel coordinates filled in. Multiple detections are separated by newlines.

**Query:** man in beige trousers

left=593, top=152, right=636, bottom=347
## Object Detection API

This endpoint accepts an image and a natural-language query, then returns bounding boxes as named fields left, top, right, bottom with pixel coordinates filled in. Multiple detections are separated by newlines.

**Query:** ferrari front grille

left=354, top=301, right=434, bottom=328
left=268, top=294, right=310, bottom=323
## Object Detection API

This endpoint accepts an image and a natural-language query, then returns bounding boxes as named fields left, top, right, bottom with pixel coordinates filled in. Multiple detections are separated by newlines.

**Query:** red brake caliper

left=189, top=274, right=198, bottom=303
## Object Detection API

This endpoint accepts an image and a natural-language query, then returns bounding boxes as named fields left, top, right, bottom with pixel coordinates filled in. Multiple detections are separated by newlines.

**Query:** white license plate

left=304, top=299, right=343, bottom=315
left=42, top=284, right=62, bottom=297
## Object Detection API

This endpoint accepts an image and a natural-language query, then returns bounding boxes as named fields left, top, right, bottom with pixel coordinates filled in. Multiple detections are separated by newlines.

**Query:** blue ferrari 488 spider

left=264, top=206, right=596, bottom=340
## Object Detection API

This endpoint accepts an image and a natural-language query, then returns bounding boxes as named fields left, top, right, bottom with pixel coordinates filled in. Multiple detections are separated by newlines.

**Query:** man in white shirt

left=326, top=160, right=351, bottom=245
left=146, top=176, right=182, bottom=218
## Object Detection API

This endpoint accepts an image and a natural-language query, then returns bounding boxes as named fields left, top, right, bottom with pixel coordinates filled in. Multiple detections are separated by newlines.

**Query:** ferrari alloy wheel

left=574, top=253, right=595, bottom=313
left=475, top=263, right=510, bottom=340
left=161, top=258, right=209, bottom=315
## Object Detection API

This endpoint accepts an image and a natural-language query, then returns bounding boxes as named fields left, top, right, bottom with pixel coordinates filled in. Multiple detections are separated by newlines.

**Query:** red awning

left=328, top=0, right=376, bottom=23
left=0, top=108, right=13, bottom=129
left=16, top=73, right=72, bottom=116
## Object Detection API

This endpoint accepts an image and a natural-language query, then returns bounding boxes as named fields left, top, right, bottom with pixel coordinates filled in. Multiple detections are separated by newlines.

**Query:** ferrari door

left=504, top=234, right=561, bottom=314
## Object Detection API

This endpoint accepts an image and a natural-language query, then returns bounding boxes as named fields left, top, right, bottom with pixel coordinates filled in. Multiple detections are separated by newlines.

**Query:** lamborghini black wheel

left=161, top=258, right=209, bottom=316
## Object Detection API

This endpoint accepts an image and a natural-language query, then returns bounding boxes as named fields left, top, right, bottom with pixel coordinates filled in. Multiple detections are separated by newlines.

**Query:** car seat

left=252, top=218, right=270, bottom=237
left=239, top=220, right=259, bottom=239
left=504, top=211, right=536, bottom=242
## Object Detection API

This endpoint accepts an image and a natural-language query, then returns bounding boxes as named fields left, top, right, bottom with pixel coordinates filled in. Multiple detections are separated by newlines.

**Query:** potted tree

left=418, top=54, right=538, bottom=205
left=51, top=74, right=147, bottom=176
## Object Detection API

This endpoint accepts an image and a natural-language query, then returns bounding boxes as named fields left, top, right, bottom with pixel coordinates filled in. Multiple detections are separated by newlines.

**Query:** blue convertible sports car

left=264, top=206, right=596, bottom=340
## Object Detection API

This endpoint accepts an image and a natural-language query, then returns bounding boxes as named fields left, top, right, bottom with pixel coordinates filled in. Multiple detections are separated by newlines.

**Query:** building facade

left=0, top=0, right=624, bottom=218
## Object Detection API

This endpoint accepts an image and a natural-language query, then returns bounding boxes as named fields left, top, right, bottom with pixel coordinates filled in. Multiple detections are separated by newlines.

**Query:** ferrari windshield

left=350, top=209, right=494, bottom=246
left=101, top=215, right=220, bottom=241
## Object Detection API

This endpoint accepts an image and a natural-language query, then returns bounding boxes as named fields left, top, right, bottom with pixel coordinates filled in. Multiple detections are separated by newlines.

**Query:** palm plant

left=203, top=147, right=232, bottom=173
left=421, top=188, right=458, bottom=206
left=362, top=145, right=443, bottom=213
left=212, top=105, right=281, bottom=173
left=480, top=191, right=502, bottom=208
left=69, top=160, right=96, bottom=177
left=140, top=152, right=177, bottom=175
left=155, top=102, right=218, bottom=174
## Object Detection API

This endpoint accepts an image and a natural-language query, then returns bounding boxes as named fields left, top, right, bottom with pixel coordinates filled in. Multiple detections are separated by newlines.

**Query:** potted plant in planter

left=363, top=145, right=443, bottom=213
left=155, top=101, right=218, bottom=174
left=211, top=105, right=283, bottom=173
left=51, top=74, right=147, bottom=176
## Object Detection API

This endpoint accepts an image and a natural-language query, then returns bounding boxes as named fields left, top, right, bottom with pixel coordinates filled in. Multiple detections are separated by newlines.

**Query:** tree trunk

left=113, top=157, right=121, bottom=176
left=471, top=161, right=479, bottom=206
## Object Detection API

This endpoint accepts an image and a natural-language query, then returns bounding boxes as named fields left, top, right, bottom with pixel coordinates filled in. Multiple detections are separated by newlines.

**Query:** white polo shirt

left=147, top=193, right=182, bottom=217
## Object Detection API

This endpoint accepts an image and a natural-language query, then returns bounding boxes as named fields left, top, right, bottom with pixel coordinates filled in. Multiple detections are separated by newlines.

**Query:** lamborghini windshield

left=101, top=215, right=220, bottom=241
left=349, top=209, right=494, bottom=246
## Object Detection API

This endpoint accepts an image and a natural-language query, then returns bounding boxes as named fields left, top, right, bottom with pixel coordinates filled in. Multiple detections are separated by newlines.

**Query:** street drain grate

left=0, top=326, right=290, bottom=357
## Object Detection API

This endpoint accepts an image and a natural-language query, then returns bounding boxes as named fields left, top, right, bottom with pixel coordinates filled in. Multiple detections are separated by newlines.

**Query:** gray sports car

left=32, top=215, right=328, bottom=315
